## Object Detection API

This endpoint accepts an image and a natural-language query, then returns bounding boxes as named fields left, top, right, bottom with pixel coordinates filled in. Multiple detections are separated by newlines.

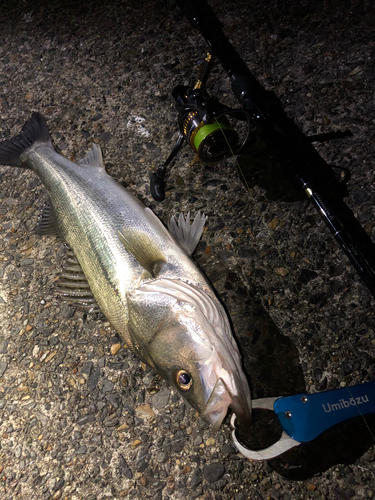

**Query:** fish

left=0, top=113, right=251, bottom=430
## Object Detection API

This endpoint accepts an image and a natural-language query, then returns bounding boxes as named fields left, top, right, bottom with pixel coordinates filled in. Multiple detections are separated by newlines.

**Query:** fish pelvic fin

left=78, top=144, right=105, bottom=169
left=168, top=211, right=207, bottom=256
left=118, top=228, right=167, bottom=277
left=0, top=113, right=52, bottom=167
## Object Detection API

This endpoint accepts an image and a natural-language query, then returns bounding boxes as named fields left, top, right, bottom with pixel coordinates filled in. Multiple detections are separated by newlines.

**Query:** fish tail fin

left=0, top=112, right=52, bottom=167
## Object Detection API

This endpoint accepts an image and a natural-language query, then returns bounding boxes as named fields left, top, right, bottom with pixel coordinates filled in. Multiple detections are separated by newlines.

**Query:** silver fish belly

left=0, top=113, right=252, bottom=430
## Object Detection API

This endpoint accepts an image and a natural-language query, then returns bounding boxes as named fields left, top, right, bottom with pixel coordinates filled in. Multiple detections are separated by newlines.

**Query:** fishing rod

left=150, top=0, right=375, bottom=300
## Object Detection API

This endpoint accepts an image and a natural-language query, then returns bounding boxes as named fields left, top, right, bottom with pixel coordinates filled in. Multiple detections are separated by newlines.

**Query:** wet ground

left=0, top=0, right=374, bottom=498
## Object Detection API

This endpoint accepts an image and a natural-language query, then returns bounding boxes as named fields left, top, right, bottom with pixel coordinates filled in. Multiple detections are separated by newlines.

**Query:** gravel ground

left=0, top=0, right=374, bottom=499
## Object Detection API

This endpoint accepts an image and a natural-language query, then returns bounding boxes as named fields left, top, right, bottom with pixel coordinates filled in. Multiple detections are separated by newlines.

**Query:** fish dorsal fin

left=118, top=227, right=167, bottom=277
left=55, top=247, right=99, bottom=312
left=78, top=144, right=104, bottom=168
left=168, top=211, right=207, bottom=255
left=36, top=200, right=60, bottom=237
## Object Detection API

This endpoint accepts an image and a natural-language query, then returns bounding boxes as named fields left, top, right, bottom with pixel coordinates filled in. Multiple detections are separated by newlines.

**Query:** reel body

left=150, top=77, right=250, bottom=201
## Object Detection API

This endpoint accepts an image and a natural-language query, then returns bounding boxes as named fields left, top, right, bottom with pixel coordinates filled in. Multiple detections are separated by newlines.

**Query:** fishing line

left=215, top=116, right=375, bottom=441
left=213, top=114, right=302, bottom=295
left=346, top=385, right=375, bottom=442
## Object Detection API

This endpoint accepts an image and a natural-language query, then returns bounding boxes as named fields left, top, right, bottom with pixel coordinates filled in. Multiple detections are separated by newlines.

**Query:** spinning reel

left=150, top=53, right=251, bottom=201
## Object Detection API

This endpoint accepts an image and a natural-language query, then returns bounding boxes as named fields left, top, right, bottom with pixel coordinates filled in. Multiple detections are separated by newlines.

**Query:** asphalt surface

left=0, top=0, right=374, bottom=499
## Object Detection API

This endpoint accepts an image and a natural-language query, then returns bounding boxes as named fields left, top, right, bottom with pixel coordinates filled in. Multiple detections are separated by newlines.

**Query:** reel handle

left=150, top=133, right=185, bottom=202
left=150, top=166, right=167, bottom=202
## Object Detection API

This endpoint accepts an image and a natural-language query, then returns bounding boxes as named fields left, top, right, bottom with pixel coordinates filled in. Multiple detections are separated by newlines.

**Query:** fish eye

left=176, top=369, right=193, bottom=391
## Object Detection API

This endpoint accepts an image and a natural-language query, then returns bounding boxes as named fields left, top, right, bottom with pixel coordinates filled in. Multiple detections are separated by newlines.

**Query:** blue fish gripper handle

left=274, top=380, right=375, bottom=443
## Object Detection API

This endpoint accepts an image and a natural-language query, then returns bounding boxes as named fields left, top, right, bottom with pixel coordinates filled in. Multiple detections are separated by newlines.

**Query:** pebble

left=45, top=351, right=57, bottom=363
left=156, top=451, right=168, bottom=463
left=151, top=388, right=170, bottom=409
left=116, top=422, right=130, bottom=431
left=35, top=411, right=49, bottom=427
left=269, top=219, right=279, bottom=229
left=110, top=343, right=121, bottom=355
left=274, top=267, right=289, bottom=276
left=260, top=477, right=272, bottom=490
left=87, top=367, right=101, bottom=390
left=306, top=482, right=317, bottom=491
left=102, top=378, right=114, bottom=392
left=78, top=415, right=95, bottom=426
left=118, top=455, right=133, bottom=479
left=17, top=384, right=29, bottom=393
left=0, top=340, right=8, bottom=354
left=188, top=470, right=202, bottom=488
left=193, top=435, right=203, bottom=446
left=203, top=463, right=225, bottom=483
left=131, top=439, right=142, bottom=449
left=139, top=476, right=147, bottom=486
left=135, top=404, right=155, bottom=419
left=104, top=417, right=120, bottom=427
left=14, top=444, right=22, bottom=458
left=4, top=197, right=18, bottom=205
left=81, top=361, right=93, bottom=380
left=0, top=361, right=7, bottom=377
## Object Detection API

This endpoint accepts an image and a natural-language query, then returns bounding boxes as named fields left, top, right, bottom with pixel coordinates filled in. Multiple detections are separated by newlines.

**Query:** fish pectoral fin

left=118, top=228, right=167, bottom=277
left=168, top=211, right=207, bottom=255
left=55, top=247, right=99, bottom=312
left=35, top=199, right=60, bottom=237
left=78, top=144, right=105, bottom=169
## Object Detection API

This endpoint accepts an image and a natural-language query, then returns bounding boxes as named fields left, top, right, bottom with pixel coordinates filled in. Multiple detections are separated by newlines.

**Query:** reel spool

left=182, top=109, right=241, bottom=163
left=174, top=85, right=248, bottom=164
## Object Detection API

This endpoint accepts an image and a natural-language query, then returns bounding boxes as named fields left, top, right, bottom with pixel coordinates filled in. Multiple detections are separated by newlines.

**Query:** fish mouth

left=202, top=378, right=233, bottom=431
left=202, top=377, right=252, bottom=432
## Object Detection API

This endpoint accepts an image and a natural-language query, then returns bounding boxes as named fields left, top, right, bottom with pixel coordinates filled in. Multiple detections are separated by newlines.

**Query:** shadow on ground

left=231, top=301, right=375, bottom=479
left=270, top=414, right=375, bottom=480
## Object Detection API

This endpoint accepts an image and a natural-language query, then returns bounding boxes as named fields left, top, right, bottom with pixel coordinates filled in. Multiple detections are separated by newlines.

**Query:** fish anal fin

left=55, top=247, right=99, bottom=312
left=78, top=144, right=104, bottom=168
left=36, top=200, right=60, bottom=237
left=168, top=211, right=207, bottom=255
left=118, top=228, right=167, bottom=277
